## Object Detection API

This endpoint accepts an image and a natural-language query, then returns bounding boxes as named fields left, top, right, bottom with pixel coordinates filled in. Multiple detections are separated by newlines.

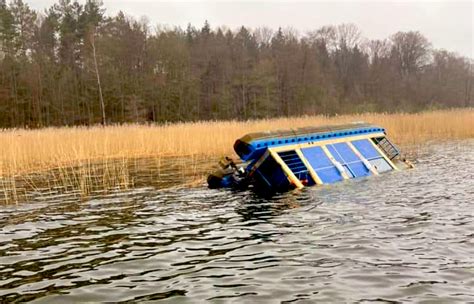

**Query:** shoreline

left=1, top=109, right=473, bottom=203
left=2, top=109, right=473, bottom=175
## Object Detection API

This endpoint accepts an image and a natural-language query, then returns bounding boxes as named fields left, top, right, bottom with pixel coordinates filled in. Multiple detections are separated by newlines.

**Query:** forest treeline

left=0, top=0, right=472, bottom=127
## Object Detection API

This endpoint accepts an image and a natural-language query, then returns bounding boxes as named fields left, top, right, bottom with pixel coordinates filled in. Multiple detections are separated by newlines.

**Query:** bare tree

left=90, top=30, right=106, bottom=125
left=307, top=25, right=337, bottom=51
left=335, top=23, right=361, bottom=50
left=390, top=31, right=432, bottom=77
left=253, top=26, right=274, bottom=47
left=364, top=39, right=391, bottom=64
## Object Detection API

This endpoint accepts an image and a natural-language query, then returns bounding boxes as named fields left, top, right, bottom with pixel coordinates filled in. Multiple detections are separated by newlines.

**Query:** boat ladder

left=373, top=137, right=400, bottom=160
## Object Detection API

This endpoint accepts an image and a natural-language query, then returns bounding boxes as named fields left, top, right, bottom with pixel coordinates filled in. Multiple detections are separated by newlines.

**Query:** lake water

left=0, top=141, right=473, bottom=303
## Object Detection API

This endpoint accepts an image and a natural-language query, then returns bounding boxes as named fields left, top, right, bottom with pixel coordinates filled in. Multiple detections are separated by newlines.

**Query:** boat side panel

left=369, top=158, right=393, bottom=173
left=347, top=142, right=379, bottom=175
left=274, top=134, right=391, bottom=182
left=351, top=139, right=381, bottom=160
left=252, top=154, right=291, bottom=190
left=368, top=139, right=399, bottom=171
left=330, top=143, right=361, bottom=163
left=269, top=149, right=304, bottom=189
left=248, top=133, right=398, bottom=190
left=327, top=143, right=371, bottom=178
left=247, top=150, right=270, bottom=176
left=347, top=161, right=372, bottom=178
left=301, top=146, right=344, bottom=184
left=295, top=149, right=322, bottom=185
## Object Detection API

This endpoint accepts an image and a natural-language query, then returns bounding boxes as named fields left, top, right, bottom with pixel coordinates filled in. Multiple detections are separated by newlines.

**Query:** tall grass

left=1, top=109, right=473, bottom=203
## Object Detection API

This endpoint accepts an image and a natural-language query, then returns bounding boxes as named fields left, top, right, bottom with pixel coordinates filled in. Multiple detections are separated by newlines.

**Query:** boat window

left=277, top=150, right=315, bottom=185
left=327, top=143, right=371, bottom=178
left=301, top=146, right=343, bottom=184
left=351, top=139, right=394, bottom=173
left=352, top=139, right=380, bottom=159
left=369, top=158, right=392, bottom=173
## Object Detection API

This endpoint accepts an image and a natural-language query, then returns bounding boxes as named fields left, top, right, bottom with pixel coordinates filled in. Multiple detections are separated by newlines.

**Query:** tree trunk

left=91, top=32, right=106, bottom=126
left=465, top=64, right=472, bottom=107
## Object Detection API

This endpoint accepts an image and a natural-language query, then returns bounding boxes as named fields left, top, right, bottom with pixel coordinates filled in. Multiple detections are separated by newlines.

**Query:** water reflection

left=0, top=140, right=473, bottom=303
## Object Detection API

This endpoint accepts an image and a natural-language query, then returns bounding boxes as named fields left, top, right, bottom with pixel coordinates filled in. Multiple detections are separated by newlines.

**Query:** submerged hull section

left=208, top=123, right=411, bottom=191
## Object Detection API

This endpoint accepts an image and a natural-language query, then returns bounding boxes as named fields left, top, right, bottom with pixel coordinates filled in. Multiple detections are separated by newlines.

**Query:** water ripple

left=0, top=140, right=473, bottom=303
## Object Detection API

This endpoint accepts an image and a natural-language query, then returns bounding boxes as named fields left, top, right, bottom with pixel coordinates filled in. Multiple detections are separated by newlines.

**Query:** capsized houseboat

left=208, top=122, right=414, bottom=191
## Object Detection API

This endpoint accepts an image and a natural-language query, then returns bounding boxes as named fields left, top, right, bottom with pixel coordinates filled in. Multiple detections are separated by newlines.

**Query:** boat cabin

left=208, top=123, right=412, bottom=191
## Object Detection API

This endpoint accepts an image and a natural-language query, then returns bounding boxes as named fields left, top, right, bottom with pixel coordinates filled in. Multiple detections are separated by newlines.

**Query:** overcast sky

left=28, top=0, right=473, bottom=58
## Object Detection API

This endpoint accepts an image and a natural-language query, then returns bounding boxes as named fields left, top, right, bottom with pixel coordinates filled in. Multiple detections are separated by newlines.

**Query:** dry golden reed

left=1, top=109, right=473, bottom=178
left=1, top=109, right=473, bottom=203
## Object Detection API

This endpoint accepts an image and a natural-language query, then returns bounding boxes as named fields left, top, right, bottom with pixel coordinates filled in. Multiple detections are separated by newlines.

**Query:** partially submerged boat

left=208, top=122, right=413, bottom=192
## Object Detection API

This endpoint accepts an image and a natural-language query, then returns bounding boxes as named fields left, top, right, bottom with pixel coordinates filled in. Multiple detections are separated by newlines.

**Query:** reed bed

left=1, top=109, right=473, bottom=203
